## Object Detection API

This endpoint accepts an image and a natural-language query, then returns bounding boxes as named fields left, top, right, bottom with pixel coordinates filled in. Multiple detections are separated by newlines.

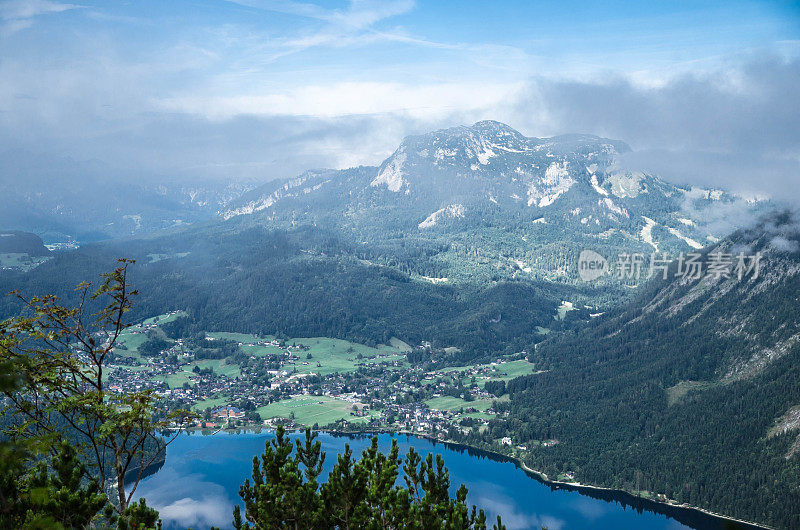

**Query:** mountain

left=222, top=121, right=768, bottom=286
left=0, top=230, right=52, bottom=271
left=0, top=231, right=50, bottom=256
left=0, top=121, right=795, bottom=527
left=0, top=150, right=258, bottom=244
left=1, top=121, right=769, bottom=287
left=497, top=211, right=800, bottom=528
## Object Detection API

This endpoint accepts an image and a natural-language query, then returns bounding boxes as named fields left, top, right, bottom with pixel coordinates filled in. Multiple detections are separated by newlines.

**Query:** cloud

left=157, top=81, right=521, bottom=120
left=0, top=0, right=797, bottom=207
left=569, top=497, right=611, bottom=521
left=504, top=54, right=800, bottom=204
left=225, top=0, right=416, bottom=59
left=0, top=0, right=81, bottom=35
left=228, top=0, right=414, bottom=29
left=156, top=496, right=232, bottom=528
left=472, top=493, right=565, bottom=530
left=770, top=235, right=800, bottom=252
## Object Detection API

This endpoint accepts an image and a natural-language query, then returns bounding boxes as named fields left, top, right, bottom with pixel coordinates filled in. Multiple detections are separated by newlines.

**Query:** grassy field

left=191, top=397, right=229, bottom=412
left=429, top=359, right=539, bottom=388
left=207, top=332, right=411, bottom=376
left=192, top=359, right=241, bottom=378
left=665, top=380, right=716, bottom=406
left=116, top=325, right=408, bottom=379
left=160, top=359, right=241, bottom=389
left=0, top=252, right=51, bottom=270
left=113, top=311, right=187, bottom=359
left=256, top=395, right=377, bottom=426
left=114, top=331, right=149, bottom=357
left=424, top=395, right=505, bottom=413
left=484, top=360, right=540, bottom=381
left=140, top=311, right=187, bottom=327
left=289, top=338, right=407, bottom=376
left=388, top=337, right=412, bottom=351
left=162, top=371, right=193, bottom=389
left=209, top=333, right=409, bottom=376
left=206, top=331, right=271, bottom=343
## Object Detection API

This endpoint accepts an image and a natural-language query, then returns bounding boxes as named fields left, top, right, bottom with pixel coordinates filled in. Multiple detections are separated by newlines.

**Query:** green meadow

left=256, top=395, right=377, bottom=426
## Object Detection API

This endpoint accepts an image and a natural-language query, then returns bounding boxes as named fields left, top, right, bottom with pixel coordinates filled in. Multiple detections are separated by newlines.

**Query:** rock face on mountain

left=223, top=121, right=766, bottom=284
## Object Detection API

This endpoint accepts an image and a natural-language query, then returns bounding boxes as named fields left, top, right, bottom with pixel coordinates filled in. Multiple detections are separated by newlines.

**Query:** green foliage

left=234, top=426, right=506, bottom=530
left=0, top=227, right=565, bottom=363
left=114, top=498, right=162, bottom=530
left=483, top=381, right=506, bottom=397
left=137, top=337, right=173, bottom=357
left=0, top=261, right=192, bottom=514
left=25, top=441, right=108, bottom=529
left=0, top=439, right=108, bottom=530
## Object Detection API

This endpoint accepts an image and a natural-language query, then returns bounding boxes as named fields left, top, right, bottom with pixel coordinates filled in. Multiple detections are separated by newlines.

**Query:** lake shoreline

left=183, top=425, right=771, bottom=530
left=389, top=431, right=771, bottom=530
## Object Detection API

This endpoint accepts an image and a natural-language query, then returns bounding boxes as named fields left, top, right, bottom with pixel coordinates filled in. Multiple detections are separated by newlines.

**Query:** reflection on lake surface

left=134, top=431, right=758, bottom=530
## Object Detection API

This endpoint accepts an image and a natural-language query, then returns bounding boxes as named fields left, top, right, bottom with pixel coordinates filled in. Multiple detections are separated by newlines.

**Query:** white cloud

left=156, top=496, right=232, bottom=528
left=228, top=0, right=414, bottom=29
left=225, top=0, right=416, bottom=58
left=0, top=0, right=81, bottom=35
left=770, top=235, right=800, bottom=253
left=156, top=80, right=523, bottom=120
left=0, top=0, right=797, bottom=199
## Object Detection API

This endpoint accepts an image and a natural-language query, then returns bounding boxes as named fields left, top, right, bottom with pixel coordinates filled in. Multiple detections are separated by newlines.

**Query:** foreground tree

left=0, top=260, right=191, bottom=515
left=0, top=358, right=111, bottom=529
left=234, top=426, right=507, bottom=530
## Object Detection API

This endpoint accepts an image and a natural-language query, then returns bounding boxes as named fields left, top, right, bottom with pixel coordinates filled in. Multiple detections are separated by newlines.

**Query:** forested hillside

left=495, top=212, right=800, bottom=528
left=0, top=224, right=569, bottom=363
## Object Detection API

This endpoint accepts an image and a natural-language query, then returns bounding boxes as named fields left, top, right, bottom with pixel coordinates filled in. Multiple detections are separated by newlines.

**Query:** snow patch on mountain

left=475, top=145, right=496, bottom=165
left=303, top=182, right=327, bottom=194
left=599, top=198, right=629, bottom=219
left=590, top=173, right=609, bottom=196
left=222, top=176, right=308, bottom=219
left=527, top=161, right=575, bottom=207
left=371, top=151, right=407, bottom=192
left=420, top=275, right=449, bottom=284
left=641, top=216, right=658, bottom=250
left=512, top=259, right=532, bottom=273
left=418, top=204, right=466, bottom=229
left=608, top=171, right=646, bottom=198
left=667, top=227, right=704, bottom=249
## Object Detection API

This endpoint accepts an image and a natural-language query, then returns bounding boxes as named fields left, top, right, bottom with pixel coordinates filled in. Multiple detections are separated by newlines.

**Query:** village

left=101, top=311, right=557, bottom=457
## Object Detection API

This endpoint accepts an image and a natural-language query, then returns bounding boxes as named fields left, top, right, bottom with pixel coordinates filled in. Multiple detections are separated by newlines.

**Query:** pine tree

left=234, top=426, right=506, bottom=529
left=26, top=441, right=107, bottom=529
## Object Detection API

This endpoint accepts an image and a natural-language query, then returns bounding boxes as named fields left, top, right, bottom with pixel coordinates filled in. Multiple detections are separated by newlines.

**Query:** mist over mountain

left=0, top=120, right=774, bottom=289
left=2, top=3, right=798, bottom=529
left=221, top=120, right=770, bottom=285
left=0, top=149, right=258, bottom=243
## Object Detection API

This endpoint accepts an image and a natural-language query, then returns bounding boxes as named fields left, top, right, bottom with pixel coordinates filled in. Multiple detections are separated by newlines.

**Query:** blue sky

left=0, top=0, right=799, bottom=195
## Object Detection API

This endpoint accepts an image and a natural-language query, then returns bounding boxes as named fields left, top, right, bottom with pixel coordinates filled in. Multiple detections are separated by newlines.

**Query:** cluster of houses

left=104, top=319, right=557, bottom=452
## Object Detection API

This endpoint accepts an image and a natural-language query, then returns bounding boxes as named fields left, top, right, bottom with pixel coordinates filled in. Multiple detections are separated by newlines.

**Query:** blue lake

left=133, top=431, right=759, bottom=530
